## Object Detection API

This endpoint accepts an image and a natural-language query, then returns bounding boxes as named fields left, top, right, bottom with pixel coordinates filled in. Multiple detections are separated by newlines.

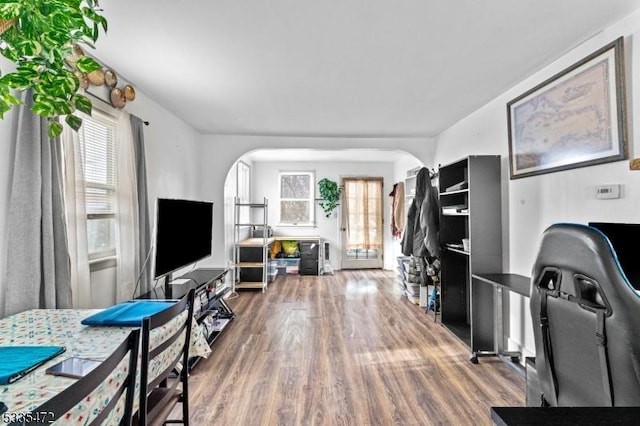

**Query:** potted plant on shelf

left=0, top=0, right=107, bottom=137
left=318, top=178, right=342, bottom=218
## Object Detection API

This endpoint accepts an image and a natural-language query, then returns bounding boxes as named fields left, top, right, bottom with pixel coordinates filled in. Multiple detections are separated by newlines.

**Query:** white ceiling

left=96, top=1, right=640, bottom=138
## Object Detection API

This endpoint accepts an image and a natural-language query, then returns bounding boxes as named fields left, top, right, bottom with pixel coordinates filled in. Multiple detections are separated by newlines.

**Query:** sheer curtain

left=61, top=124, right=92, bottom=308
left=114, top=110, right=138, bottom=302
left=343, top=178, right=383, bottom=250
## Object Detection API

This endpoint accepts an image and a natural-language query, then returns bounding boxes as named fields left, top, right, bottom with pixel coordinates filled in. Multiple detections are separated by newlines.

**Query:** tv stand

left=139, top=268, right=235, bottom=371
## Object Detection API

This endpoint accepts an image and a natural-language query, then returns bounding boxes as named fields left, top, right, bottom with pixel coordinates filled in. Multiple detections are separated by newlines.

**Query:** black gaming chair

left=530, top=223, right=640, bottom=406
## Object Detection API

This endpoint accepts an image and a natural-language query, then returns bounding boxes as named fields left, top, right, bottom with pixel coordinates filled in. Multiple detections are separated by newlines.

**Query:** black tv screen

left=589, top=222, right=640, bottom=289
left=153, top=198, right=213, bottom=279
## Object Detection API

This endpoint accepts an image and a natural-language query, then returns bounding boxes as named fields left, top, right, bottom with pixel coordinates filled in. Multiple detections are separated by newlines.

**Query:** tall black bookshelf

left=438, top=155, right=502, bottom=360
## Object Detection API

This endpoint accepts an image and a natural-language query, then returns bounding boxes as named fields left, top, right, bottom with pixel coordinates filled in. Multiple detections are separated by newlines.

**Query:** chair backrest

left=138, top=289, right=195, bottom=425
left=33, top=329, right=140, bottom=426
left=530, top=223, right=640, bottom=407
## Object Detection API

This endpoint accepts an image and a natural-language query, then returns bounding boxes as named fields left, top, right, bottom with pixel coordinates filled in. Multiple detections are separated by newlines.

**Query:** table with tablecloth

left=0, top=308, right=211, bottom=425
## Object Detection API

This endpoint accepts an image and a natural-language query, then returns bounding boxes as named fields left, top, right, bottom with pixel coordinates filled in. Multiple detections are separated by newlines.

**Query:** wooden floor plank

left=187, top=270, right=525, bottom=425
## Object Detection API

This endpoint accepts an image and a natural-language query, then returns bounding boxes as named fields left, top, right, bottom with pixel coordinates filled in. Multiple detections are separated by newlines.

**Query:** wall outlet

left=595, top=184, right=621, bottom=199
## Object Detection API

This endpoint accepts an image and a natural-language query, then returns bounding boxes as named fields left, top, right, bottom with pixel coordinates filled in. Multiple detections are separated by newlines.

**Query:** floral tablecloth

left=0, top=308, right=211, bottom=425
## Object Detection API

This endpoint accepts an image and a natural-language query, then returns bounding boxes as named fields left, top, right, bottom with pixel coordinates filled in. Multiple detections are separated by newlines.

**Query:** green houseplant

left=318, top=178, right=342, bottom=218
left=0, top=0, right=107, bottom=137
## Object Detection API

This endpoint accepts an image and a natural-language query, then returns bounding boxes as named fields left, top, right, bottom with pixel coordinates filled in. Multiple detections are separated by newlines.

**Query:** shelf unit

left=438, top=155, right=502, bottom=355
left=233, top=197, right=271, bottom=292
left=137, top=268, right=234, bottom=371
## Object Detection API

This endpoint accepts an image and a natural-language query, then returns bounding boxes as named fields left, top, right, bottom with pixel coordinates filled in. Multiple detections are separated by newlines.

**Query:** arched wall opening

left=219, top=148, right=427, bottom=276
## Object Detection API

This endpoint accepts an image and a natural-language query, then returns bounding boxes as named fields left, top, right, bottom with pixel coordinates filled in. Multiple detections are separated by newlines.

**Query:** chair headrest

left=532, top=223, right=638, bottom=303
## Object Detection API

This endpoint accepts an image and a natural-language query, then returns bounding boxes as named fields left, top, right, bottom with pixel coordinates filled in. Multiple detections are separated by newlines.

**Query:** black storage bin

left=299, top=259, right=318, bottom=275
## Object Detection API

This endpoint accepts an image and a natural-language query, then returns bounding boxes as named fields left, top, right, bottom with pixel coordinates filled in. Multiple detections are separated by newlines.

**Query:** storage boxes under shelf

left=396, top=255, right=422, bottom=305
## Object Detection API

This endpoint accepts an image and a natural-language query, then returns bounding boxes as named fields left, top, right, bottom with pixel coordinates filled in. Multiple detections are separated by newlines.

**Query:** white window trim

left=278, top=170, right=315, bottom=226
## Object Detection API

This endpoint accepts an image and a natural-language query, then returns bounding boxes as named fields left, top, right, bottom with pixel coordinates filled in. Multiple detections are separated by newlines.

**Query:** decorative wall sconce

left=66, top=44, right=137, bottom=110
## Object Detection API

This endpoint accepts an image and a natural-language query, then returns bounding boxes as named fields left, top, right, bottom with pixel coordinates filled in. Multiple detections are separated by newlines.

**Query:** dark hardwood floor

left=187, top=270, right=525, bottom=425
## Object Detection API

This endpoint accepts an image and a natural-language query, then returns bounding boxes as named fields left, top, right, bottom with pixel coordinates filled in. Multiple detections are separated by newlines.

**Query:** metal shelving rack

left=233, top=197, right=271, bottom=292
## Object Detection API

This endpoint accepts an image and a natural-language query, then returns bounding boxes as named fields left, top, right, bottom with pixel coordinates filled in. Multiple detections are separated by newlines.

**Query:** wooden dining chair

left=137, top=289, right=195, bottom=426
left=25, top=328, right=140, bottom=426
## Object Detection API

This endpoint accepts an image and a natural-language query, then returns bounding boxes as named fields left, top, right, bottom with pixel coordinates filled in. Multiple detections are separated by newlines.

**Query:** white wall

left=434, top=10, right=640, bottom=358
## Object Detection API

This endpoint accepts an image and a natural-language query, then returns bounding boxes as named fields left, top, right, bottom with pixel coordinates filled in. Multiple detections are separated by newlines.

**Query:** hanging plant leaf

left=47, top=120, right=63, bottom=139
left=75, top=55, right=102, bottom=74
left=65, top=113, right=82, bottom=131
left=318, top=178, right=342, bottom=218
left=73, top=94, right=92, bottom=115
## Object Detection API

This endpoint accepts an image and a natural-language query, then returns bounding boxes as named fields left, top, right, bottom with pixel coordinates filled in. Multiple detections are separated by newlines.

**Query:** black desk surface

left=180, top=268, right=228, bottom=286
left=473, top=273, right=531, bottom=297
left=491, top=406, right=640, bottom=425
left=139, top=268, right=228, bottom=299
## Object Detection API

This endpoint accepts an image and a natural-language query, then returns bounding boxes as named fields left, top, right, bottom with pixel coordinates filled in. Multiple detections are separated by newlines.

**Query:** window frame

left=278, top=170, right=315, bottom=226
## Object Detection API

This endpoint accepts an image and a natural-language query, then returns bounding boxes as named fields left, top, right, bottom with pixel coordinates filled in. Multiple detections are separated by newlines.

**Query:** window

left=279, top=171, right=315, bottom=225
left=77, top=110, right=118, bottom=260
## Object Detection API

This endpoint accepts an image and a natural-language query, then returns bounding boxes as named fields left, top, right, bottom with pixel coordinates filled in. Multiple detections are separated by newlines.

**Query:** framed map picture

left=507, top=37, right=628, bottom=179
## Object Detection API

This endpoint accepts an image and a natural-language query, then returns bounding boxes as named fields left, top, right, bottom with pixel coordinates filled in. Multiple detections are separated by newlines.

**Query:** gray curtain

left=130, top=115, right=152, bottom=296
left=2, top=91, right=72, bottom=317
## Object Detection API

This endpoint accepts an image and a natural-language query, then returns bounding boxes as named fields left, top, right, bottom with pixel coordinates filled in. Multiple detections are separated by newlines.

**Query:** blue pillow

left=81, top=300, right=177, bottom=327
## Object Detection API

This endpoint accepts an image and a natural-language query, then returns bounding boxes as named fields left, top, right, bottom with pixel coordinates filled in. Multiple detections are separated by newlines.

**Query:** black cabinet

left=299, top=240, right=319, bottom=275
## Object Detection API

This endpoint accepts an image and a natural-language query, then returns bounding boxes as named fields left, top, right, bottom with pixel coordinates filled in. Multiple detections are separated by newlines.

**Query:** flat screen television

left=589, top=222, right=640, bottom=289
left=153, top=198, right=213, bottom=280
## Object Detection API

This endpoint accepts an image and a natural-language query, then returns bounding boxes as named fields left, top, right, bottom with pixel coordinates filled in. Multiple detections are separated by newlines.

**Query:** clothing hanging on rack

left=389, top=181, right=405, bottom=239
left=401, top=167, right=440, bottom=286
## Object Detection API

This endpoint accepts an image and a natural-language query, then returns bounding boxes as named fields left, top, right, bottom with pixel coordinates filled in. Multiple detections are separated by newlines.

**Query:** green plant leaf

left=65, top=113, right=82, bottom=131
left=47, top=120, right=63, bottom=139
left=318, top=178, right=342, bottom=217
left=0, top=88, right=22, bottom=118
left=31, top=99, right=57, bottom=117
left=0, top=0, right=108, bottom=129
left=75, top=55, right=101, bottom=73
left=73, top=94, right=92, bottom=115
left=15, top=39, right=42, bottom=56
left=0, top=3, right=21, bottom=19
left=0, top=72, right=30, bottom=90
